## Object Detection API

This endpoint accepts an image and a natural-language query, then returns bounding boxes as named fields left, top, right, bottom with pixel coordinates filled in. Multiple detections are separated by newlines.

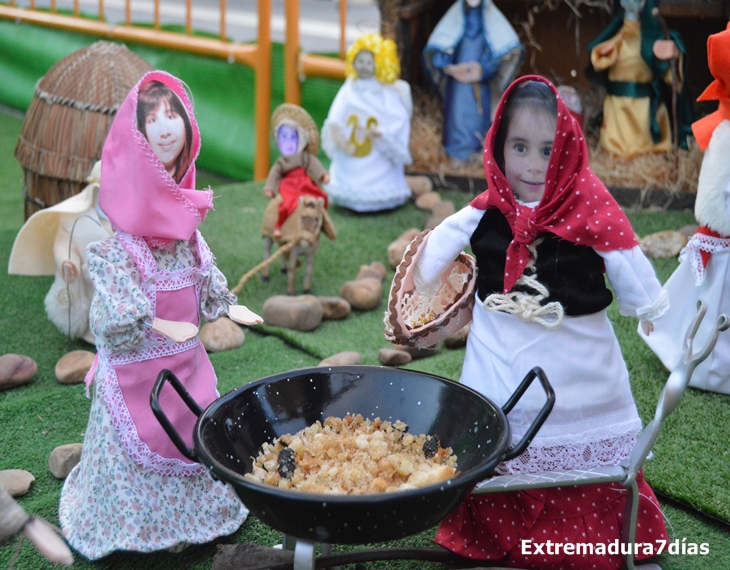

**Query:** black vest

left=469, top=209, right=613, bottom=316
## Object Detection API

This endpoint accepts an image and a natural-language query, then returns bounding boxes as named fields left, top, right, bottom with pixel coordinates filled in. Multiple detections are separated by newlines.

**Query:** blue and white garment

left=423, top=0, right=523, bottom=160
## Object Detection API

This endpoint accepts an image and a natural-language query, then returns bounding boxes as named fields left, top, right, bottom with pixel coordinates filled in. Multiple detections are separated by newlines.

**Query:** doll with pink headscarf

left=58, top=70, right=262, bottom=559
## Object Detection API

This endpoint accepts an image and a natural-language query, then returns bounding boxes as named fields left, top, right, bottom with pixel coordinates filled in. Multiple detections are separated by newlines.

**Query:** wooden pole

left=254, top=0, right=272, bottom=180
left=284, top=0, right=301, bottom=105
left=339, top=0, right=347, bottom=60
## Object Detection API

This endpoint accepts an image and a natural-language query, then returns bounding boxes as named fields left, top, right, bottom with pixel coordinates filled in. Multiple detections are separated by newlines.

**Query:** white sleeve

left=413, top=205, right=482, bottom=295
left=724, top=176, right=730, bottom=214
left=597, top=246, right=668, bottom=321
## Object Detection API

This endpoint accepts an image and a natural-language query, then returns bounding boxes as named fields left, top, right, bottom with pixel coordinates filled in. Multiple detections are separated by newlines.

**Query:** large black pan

left=151, top=365, right=553, bottom=545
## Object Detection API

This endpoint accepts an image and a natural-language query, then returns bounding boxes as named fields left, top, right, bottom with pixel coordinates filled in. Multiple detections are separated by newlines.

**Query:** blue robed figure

left=423, top=0, right=523, bottom=163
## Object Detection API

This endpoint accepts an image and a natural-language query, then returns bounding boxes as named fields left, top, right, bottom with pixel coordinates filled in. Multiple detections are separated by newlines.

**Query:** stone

left=425, top=201, right=456, bottom=230
left=200, top=317, right=245, bottom=352
left=356, top=261, right=387, bottom=282
left=399, top=344, right=440, bottom=359
left=318, top=296, right=351, bottom=320
left=0, top=469, right=35, bottom=497
left=340, top=278, right=383, bottom=311
left=0, top=354, right=37, bottom=391
left=318, top=352, right=363, bottom=366
left=639, top=230, right=687, bottom=259
left=414, top=191, right=441, bottom=210
left=405, top=174, right=433, bottom=197
left=444, top=323, right=471, bottom=349
left=387, top=228, right=421, bottom=269
left=678, top=224, right=699, bottom=239
left=262, top=295, right=323, bottom=331
left=55, top=350, right=95, bottom=385
left=431, top=200, right=456, bottom=218
left=378, top=348, right=412, bottom=366
left=49, top=443, right=84, bottom=479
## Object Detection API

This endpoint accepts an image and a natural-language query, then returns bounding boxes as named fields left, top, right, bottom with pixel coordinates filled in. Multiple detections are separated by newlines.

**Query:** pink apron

left=95, top=231, right=219, bottom=476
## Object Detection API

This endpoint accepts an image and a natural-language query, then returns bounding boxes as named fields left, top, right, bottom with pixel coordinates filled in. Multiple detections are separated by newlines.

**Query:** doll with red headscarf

left=399, top=76, right=668, bottom=569
left=640, top=24, right=730, bottom=394
left=58, top=71, right=262, bottom=559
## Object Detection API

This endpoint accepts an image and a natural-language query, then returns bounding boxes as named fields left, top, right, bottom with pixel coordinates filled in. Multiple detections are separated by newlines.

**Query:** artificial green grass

left=1, top=107, right=729, bottom=568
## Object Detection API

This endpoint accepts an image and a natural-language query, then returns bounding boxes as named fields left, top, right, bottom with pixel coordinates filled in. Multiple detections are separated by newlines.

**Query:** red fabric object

left=471, top=75, right=637, bottom=293
left=275, top=167, right=328, bottom=229
left=697, top=225, right=723, bottom=267
left=435, top=471, right=667, bottom=570
left=692, top=22, right=730, bottom=150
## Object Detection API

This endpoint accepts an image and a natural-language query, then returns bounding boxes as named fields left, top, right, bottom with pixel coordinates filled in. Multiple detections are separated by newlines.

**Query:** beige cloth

left=8, top=162, right=113, bottom=340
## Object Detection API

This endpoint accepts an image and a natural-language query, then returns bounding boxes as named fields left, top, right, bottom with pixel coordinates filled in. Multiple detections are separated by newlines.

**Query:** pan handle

left=501, top=367, right=555, bottom=461
left=150, top=369, right=203, bottom=462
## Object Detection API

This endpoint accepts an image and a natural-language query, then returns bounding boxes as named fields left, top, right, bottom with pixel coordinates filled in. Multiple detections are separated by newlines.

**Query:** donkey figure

left=260, top=194, right=336, bottom=295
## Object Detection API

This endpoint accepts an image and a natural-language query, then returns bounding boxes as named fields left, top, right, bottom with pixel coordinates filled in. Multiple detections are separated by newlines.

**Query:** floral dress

left=59, top=231, right=247, bottom=560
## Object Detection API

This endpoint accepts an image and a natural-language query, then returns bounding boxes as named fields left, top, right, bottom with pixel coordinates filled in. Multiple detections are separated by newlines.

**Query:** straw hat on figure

left=640, top=24, right=730, bottom=394
left=322, top=32, right=414, bottom=212
left=8, top=161, right=113, bottom=344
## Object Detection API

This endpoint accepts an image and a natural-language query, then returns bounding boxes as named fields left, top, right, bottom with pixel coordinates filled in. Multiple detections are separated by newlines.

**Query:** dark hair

left=136, top=80, right=193, bottom=184
left=493, top=80, right=557, bottom=173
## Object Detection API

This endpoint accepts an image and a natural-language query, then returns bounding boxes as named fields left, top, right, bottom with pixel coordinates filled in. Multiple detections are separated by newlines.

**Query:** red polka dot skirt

left=435, top=471, right=667, bottom=570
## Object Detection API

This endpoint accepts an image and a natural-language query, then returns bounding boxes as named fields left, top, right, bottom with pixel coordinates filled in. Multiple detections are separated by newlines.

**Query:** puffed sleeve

left=597, top=246, right=669, bottom=321
left=413, top=205, right=482, bottom=296
left=87, top=238, right=152, bottom=352
left=200, top=264, right=237, bottom=322
left=590, top=34, right=620, bottom=73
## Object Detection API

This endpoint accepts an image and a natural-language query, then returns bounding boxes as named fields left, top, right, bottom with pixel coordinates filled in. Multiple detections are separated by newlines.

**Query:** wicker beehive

left=15, top=40, right=153, bottom=219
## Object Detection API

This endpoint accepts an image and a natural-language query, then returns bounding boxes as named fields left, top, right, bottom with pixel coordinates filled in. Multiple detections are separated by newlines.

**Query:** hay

left=15, top=40, right=153, bottom=218
left=408, top=85, right=703, bottom=197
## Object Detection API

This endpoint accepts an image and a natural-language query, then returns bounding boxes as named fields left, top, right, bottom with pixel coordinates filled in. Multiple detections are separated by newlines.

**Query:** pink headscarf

left=472, top=75, right=637, bottom=293
left=100, top=70, right=212, bottom=244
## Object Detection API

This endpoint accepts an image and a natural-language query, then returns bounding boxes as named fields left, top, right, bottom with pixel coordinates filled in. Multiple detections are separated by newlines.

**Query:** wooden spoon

left=228, top=305, right=264, bottom=325
left=152, top=318, right=199, bottom=343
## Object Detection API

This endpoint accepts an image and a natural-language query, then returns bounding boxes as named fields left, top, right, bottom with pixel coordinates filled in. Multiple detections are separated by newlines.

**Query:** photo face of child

left=353, top=50, right=375, bottom=80
left=277, top=124, right=299, bottom=156
left=503, top=106, right=556, bottom=203
left=144, top=101, right=186, bottom=173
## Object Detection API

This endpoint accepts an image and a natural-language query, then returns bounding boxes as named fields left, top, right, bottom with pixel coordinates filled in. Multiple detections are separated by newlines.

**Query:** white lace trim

left=104, top=337, right=199, bottom=366
left=679, top=233, right=730, bottom=286
left=97, top=357, right=206, bottom=476
left=497, top=419, right=641, bottom=475
left=635, top=288, right=669, bottom=322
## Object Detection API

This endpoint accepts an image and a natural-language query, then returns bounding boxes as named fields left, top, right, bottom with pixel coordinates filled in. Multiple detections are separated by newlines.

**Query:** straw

left=15, top=40, right=153, bottom=218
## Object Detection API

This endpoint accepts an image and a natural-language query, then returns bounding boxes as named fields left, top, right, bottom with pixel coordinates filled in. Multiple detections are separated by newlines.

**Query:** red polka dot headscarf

left=471, top=75, right=637, bottom=293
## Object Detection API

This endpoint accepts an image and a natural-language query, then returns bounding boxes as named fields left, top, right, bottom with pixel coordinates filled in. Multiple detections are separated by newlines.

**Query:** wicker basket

left=15, top=40, right=153, bottom=219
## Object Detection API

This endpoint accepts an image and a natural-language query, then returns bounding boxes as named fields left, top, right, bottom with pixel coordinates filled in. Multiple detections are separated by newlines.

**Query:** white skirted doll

left=322, top=32, right=413, bottom=212
left=58, top=70, right=262, bottom=560
left=388, top=76, right=669, bottom=569
left=423, top=0, right=523, bottom=165
left=8, top=161, right=113, bottom=344
left=639, top=23, right=730, bottom=394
